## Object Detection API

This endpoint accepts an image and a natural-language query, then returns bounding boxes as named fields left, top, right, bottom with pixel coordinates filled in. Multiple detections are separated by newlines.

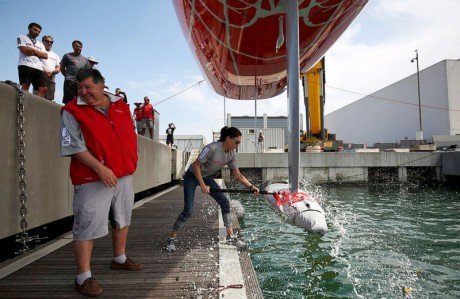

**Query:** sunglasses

left=232, top=138, right=241, bottom=145
left=44, top=40, right=53, bottom=44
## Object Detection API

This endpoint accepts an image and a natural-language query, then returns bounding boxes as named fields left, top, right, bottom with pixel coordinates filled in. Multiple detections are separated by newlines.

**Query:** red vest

left=62, top=98, right=138, bottom=185
left=142, top=103, right=154, bottom=120
left=134, top=107, right=143, bottom=121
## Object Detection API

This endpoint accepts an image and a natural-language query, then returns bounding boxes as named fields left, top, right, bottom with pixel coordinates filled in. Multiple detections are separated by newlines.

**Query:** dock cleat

left=165, top=237, right=177, bottom=252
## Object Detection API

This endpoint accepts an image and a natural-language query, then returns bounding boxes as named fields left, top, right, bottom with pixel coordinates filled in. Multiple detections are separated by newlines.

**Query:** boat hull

left=173, top=0, right=367, bottom=100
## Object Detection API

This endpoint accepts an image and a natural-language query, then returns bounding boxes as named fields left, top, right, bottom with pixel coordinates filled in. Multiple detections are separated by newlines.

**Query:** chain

left=6, top=81, right=29, bottom=252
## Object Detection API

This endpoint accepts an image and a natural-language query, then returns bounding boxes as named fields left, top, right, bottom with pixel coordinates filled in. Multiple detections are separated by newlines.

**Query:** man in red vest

left=140, top=96, right=154, bottom=139
left=60, top=68, right=142, bottom=297
left=133, top=102, right=143, bottom=134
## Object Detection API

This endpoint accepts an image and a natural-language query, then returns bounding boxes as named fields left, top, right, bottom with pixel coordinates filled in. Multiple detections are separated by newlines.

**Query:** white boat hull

left=265, top=183, right=327, bottom=234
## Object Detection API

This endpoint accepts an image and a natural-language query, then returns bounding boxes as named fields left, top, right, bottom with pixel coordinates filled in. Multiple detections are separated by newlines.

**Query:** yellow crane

left=301, top=57, right=340, bottom=151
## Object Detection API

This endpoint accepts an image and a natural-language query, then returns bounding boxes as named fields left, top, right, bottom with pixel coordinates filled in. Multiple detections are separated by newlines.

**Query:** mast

left=286, top=0, right=300, bottom=193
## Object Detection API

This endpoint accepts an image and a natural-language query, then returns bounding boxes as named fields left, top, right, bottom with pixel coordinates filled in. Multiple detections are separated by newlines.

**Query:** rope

left=217, top=284, right=243, bottom=293
left=153, top=79, right=204, bottom=106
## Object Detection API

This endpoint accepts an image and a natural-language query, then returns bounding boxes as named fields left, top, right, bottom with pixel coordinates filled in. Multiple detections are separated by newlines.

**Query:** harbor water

left=227, top=182, right=460, bottom=298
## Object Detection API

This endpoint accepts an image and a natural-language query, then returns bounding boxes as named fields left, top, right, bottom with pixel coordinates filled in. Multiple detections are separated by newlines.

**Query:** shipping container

left=238, top=128, right=285, bottom=153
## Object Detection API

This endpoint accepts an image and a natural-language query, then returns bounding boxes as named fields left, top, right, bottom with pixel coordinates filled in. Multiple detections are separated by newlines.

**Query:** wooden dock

left=0, top=186, right=262, bottom=298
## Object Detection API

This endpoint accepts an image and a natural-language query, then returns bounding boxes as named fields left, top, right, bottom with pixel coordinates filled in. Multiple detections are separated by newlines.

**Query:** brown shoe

left=74, top=277, right=103, bottom=297
left=110, top=257, right=143, bottom=271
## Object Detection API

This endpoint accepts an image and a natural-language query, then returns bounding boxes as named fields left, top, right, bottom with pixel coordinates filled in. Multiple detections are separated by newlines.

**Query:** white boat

left=265, top=183, right=327, bottom=234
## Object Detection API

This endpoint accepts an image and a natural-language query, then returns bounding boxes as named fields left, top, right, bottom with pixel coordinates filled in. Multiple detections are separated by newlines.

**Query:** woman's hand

left=200, top=185, right=210, bottom=194
left=250, top=185, right=259, bottom=196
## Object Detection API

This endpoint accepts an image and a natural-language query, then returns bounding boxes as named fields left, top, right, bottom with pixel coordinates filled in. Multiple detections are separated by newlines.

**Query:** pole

left=302, top=76, right=310, bottom=136
left=210, top=188, right=276, bottom=195
left=286, top=0, right=300, bottom=193
left=255, top=87, right=258, bottom=153
left=320, top=57, right=326, bottom=140
left=415, top=50, right=422, bottom=132
left=224, top=96, right=226, bottom=126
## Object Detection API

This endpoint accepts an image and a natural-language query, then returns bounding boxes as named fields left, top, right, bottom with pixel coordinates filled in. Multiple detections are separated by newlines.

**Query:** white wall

left=447, top=60, right=460, bottom=135
left=325, top=60, right=456, bottom=144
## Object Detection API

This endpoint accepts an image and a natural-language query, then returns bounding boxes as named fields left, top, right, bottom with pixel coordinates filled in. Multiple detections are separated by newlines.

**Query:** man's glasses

left=44, top=40, right=53, bottom=44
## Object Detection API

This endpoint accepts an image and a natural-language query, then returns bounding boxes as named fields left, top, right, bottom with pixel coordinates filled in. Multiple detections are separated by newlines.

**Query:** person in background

left=61, top=40, right=89, bottom=104
left=17, top=22, right=48, bottom=97
left=115, top=88, right=128, bottom=103
left=133, top=102, right=143, bottom=134
left=40, top=35, right=60, bottom=101
left=87, top=56, right=98, bottom=68
left=60, top=68, right=142, bottom=297
left=140, top=96, right=154, bottom=139
left=166, top=123, right=176, bottom=147
left=166, top=126, right=259, bottom=252
left=258, top=131, right=264, bottom=153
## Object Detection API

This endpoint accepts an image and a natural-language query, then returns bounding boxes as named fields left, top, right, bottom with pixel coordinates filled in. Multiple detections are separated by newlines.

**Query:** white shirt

left=17, top=34, right=46, bottom=70
left=41, top=50, right=60, bottom=82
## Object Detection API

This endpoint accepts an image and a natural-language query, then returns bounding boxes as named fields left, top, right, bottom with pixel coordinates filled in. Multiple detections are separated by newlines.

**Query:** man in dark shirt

left=60, top=40, right=89, bottom=104
left=166, top=123, right=176, bottom=147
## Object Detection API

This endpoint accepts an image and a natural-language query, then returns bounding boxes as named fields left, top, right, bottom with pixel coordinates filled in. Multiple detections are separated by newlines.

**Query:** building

left=228, top=113, right=304, bottom=145
left=325, top=59, right=460, bottom=145
left=228, top=113, right=304, bottom=152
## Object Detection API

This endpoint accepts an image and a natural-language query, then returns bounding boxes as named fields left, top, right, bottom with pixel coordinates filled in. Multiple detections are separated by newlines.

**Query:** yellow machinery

left=301, top=57, right=339, bottom=151
left=304, top=58, right=324, bottom=137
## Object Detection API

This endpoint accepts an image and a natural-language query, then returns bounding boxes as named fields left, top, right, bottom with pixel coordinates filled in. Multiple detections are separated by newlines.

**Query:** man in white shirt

left=41, top=35, right=60, bottom=101
left=17, top=22, right=48, bottom=97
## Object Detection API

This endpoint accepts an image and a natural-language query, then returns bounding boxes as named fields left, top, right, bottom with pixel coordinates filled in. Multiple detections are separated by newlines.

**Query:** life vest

left=134, top=107, right=143, bottom=121
left=62, top=98, right=138, bottom=185
left=142, top=104, right=154, bottom=120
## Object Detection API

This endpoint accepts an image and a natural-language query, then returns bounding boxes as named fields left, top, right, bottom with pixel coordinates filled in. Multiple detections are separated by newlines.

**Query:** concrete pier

left=222, top=152, right=458, bottom=183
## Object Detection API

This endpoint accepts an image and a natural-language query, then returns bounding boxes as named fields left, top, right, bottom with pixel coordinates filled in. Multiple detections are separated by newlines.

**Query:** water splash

left=228, top=179, right=460, bottom=298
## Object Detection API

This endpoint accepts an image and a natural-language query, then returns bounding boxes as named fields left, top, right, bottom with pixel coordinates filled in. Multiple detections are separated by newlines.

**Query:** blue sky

left=1, top=0, right=459, bottom=142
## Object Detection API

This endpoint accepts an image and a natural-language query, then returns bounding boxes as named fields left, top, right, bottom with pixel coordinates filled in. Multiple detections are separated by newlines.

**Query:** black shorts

left=33, top=79, right=55, bottom=100
left=45, top=80, right=56, bottom=101
left=18, top=65, right=46, bottom=89
left=63, top=80, right=78, bottom=104
left=166, top=135, right=174, bottom=145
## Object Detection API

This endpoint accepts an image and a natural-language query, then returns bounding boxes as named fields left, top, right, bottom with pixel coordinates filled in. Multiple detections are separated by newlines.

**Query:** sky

left=1, top=0, right=459, bottom=143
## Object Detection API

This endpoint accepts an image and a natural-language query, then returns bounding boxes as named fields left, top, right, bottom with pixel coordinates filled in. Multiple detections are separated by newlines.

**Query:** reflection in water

left=227, top=180, right=460, bottom=298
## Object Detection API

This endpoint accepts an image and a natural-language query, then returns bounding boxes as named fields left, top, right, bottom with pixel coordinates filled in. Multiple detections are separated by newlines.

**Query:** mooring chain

left=6, top=81, right=29, bottom=252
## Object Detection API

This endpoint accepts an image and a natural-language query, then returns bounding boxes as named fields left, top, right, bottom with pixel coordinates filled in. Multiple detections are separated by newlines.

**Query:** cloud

left=324, top=0, right=460, bottom=114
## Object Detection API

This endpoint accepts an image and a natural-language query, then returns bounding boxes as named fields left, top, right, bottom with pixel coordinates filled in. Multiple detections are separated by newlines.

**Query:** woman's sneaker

left=166, top=237, right=176, bottom=252
left=225, top=234, right=247, bottom=249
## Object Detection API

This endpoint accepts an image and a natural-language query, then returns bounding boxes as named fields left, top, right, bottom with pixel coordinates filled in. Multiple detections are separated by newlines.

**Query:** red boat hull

left=173, top=0, right=367, bottom=100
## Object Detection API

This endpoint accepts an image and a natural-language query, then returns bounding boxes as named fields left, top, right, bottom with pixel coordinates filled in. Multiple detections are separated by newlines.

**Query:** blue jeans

left=172, top=171, right=230, bottom=231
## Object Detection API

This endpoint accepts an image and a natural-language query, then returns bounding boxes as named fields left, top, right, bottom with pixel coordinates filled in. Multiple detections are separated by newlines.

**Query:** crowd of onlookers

left=133, top=96, right=155, bottom=139
left=17, top=22, right=98, bottom=103
left=13, top=21, right=185, bottom=299
left=15, top=22, right=175, bottom=142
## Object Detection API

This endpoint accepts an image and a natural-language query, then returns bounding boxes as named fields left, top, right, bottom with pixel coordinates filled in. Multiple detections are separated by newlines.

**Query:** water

left=228, top=182, right=460, bottom=298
